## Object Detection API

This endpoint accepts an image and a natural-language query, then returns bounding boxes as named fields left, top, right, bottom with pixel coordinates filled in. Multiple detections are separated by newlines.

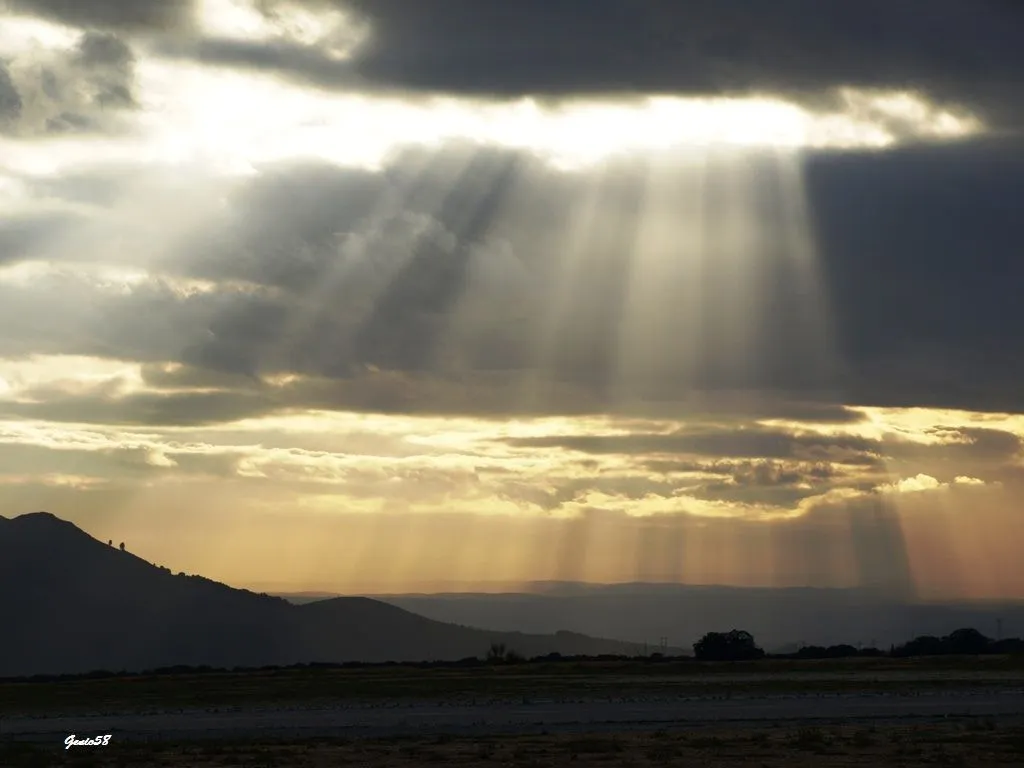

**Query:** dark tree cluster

left=692, top=629, right=765, bottom=661
left=691, top=627, right=1024, bottom=662
left=891, top=627, right=1024, bottom=657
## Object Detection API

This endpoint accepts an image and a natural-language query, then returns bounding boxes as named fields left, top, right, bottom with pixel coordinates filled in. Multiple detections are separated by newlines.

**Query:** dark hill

left=0, top=512, right=645, bottom=677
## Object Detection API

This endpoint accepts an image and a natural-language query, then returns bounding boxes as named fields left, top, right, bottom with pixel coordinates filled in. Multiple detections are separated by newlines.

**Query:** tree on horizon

left=693, top=629, right=765, bottom=661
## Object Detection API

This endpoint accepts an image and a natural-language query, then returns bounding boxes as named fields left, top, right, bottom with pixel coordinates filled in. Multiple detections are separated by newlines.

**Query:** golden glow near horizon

left=1, top=358, right=1022, bottom=598
left=1, top=6, right=1020, bottom=601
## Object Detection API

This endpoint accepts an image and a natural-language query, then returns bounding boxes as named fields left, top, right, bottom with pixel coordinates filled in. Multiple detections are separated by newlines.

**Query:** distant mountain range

left=0, top=512, right=651, bottom=677
left=271, top=583, right=1024, bottom=653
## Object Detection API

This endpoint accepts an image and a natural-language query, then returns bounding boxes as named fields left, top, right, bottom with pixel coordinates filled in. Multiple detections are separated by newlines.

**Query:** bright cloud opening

left=198, top=0, right=368, bottom=58
left=0, top=13, right=987, bottom=177
left=125, top=69, right=990, bottom=173
left=882, top=474, right=943, bottom=494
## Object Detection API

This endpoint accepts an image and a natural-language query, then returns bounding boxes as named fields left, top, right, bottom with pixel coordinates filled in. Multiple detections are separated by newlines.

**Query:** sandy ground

left=4, top=688, right=1024, bottom=743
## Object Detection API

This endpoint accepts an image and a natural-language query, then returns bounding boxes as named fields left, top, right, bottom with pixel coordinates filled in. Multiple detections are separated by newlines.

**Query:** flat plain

left=4, top=654, right=1024, bottom=716
left=3, top=656, right=1024, bottom=766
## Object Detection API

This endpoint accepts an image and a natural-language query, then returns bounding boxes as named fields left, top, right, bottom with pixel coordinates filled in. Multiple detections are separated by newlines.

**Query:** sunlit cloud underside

left=132, top=77, right=983, bottom=173
left=1, top=13, right=986, bottom=177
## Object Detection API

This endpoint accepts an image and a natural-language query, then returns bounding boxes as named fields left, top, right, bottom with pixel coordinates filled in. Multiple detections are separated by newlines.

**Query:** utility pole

left=997, top=618, right=1003, bottom=641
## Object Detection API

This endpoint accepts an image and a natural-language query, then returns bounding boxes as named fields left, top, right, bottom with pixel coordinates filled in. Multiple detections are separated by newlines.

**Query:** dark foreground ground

left=3, top=721, right=1024, bottom=767
left=3, top=656, right=1023, bottom=765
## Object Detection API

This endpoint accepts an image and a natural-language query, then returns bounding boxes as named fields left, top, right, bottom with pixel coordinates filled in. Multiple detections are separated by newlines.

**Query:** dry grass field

left=3, top=655, right=1023, bottom=717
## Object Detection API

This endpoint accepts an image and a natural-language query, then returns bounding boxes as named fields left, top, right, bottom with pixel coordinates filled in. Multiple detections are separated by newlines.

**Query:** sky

left=1, top=0, right=1023, bottom=598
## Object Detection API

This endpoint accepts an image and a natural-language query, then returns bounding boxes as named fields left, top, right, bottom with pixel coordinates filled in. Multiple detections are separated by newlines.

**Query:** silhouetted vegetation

left=992, top=638, right=1024, bottom=654
left=693, top=629, right=766, bottom=661
left=890, top=627, right=1012, bottom=657
left=486, top=642, right=525, bottom=664
left=787, top=644, right=886, bottom=659
left=486, top=642, right=507, bottom=663
left=768, top=626, right=1024, bottom=660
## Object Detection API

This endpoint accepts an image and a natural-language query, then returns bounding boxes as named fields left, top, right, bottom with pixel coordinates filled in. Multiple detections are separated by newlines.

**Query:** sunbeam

left=5, top=1, right=1024, bottom=681
left=517, top=159, right=622, bottom=412
left=359, top=149, right=523, bottom=372
left=609, top=150, right=709, bottom=407
left=250, top=146, right=449, bottom=377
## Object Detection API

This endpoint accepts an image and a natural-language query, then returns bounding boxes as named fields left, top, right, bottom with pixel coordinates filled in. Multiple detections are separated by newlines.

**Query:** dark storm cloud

left=807, top=136, right=1024, bottom=413
left=160, top=0, right=1024, bottom=130
left=165, top=35, right=367, bottom=90
left=6, top=0, right=194, bottom=31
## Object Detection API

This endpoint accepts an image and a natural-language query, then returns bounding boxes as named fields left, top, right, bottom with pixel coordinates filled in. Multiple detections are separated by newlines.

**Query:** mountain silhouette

left=0, top=512, right=647, bottom=677
left=362, top=583, right=1024, bottom=652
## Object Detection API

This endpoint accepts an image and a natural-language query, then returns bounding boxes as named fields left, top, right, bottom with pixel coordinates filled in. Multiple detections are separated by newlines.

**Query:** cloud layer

left=147, top=1, right=1024, bottom=132
left=3, top=134, right=1023, bottom=419
left=2, top=0, right=1023, bottom=598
